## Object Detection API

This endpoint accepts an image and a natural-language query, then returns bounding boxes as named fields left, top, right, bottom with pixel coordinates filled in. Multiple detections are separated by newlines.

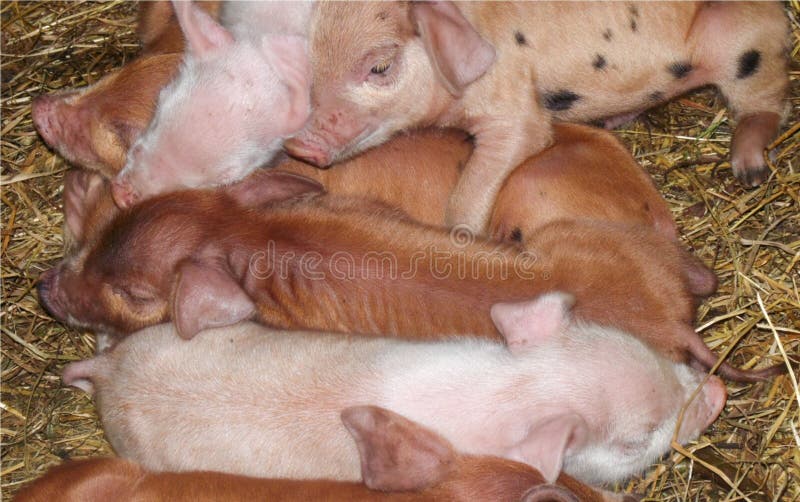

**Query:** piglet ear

left=513, top=414, right=588, bottom=484
left=490, top=292, right=574, bottom=355
left=172, top=0, right=234, bottom=57
left=172, top=259, right=255, bottom=339
left=410, top=1, right=496, bottom=97
left=223, top=170, right=324, bottom=209
left=341, top=406, right=455, bottom=491
left=62, top=359, right=99, bottom=395
left=261, top=35, right=311, bottom=133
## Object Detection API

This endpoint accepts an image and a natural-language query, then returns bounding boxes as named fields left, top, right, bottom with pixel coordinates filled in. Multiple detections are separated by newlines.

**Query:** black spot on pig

left=376, top=11, right=388, bottom=21
left=736, top=50, right=761, bottom=79
left=668, top=61, right=693, bottom=79
left=514, top=31, right=527, bottom=46
left=510, top=227, right=523, bottom=242
left=602, top=29, right=613, bottom=41
left=593, top=54, right=607, bottom=70
left=630, top=18, right=638, bottom=32
left=542, top=90, right=581, bottom=111
left=628, top=4, right=640, bottom=17
left=649, top=91, right=665, bottom=102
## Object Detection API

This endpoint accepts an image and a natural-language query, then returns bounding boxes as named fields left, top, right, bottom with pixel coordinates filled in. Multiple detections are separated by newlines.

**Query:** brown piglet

left=14, top=406, right=625, bottom=502
left=38, top=174, right=779, bottom=382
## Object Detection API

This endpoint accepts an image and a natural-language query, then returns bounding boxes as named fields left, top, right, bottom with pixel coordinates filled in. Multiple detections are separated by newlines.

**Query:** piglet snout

left=284, top=136, right=333, bottom=167
left=678, top=375, right=727, bottom=442
left=32, top=94, right=65, bottom=148
left=111, top=177, right=140, bottom=209
left=37, top=267, right=64, bottom=320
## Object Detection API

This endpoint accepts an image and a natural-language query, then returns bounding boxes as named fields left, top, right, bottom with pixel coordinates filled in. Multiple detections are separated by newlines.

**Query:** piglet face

left=113, top=1, right=310, bottom=208
left=560, top=360, right=726, bottom=484
left=492, top=294, right=727, bottom=484
left=37, top=193, right=218, bottom=336
left=286, top=2, right=446, bottom=167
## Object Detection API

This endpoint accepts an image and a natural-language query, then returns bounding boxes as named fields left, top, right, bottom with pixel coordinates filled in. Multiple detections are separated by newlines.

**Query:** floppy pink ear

left=341, top=406, right=455, bottom=491
left=223, top=170, right=324, bottom=209
left=512, top=413, right=588, bottom=484
left=171, top=260, right=255, bottom=339
left=490, top=292, right=574, bottom=354
left=261, top=35, right=311, bottom=133
left=172, top=0, right=234, bottom=57
left=62, top=359, right=99, bottom=395
left=410, top=1, right=495, bottom=96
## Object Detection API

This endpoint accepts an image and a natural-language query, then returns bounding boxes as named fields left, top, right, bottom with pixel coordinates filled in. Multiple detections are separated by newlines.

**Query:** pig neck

left=224, top=204, right=550, bottom=339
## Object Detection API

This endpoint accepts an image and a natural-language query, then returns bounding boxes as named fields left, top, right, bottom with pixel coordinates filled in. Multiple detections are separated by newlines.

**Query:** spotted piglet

left=285, top=1, right=789, bottom=231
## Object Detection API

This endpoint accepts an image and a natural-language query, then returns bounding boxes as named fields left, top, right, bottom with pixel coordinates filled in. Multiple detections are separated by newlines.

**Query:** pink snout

left=284, top=137, right=334, bottom=168
left=679, top=375, right=727, bottom=441
left=32, top=94, right=67, bottom=148
left=111, top=177, right=140, bottom=210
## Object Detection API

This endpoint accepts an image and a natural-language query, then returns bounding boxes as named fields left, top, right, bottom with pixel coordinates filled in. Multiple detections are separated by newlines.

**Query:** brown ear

left=63, top=169, right=112, bottom=247
left=680, top=251, right=718, bottom=298
left=410, top=1, right=495, bottom=97
left=171, top=259, right=255, bottom=339
left=341, top=406, right=455, bottom=491
left=223, top=170, right=324, bottom=209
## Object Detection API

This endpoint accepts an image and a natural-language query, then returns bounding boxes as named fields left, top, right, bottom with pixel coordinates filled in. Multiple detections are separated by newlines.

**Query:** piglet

left=30, top=1, right=219, bottom=178
left=276, top=124, right=678, bottom=242
left=61, top=294, right=727, bottom=484
left=111, top=0, right=312, bottom=208
left=13, top=407, right=625, bottom=502
left=37, top=174, right=781, bottom=382
left=286, top=1, right=789, bottom=231
left=31, top=54, right=182, bottom=179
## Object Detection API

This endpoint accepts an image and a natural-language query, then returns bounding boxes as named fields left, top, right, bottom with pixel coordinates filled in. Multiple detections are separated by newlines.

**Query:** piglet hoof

left=111, top=179, right=140, bottom=209
left=521, top=484, right=579, bottom=502
left=730, top=112, right=782, bottom=187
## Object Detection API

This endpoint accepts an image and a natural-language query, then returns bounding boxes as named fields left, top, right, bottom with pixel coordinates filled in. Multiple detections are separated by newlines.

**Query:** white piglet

left=111, top=0, right=313, bottom=208
left=63, top=293, right=726, bottom=485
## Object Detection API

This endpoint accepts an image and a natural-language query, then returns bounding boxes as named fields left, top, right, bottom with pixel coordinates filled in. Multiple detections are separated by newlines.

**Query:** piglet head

left=490, top=293, right=727, bottom=484
left=112, top=0, right=311, bottom=209
left=40, top=171, right=322, bottom=338
left=285, top=1, right=495, bottom=167
left=37, top=196, right=206, bottom=336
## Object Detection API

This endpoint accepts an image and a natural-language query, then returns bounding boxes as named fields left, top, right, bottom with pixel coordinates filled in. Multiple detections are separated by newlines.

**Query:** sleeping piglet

left=14, top=407, right=626, bottom=502
left=61, top=294, right=727, bottom=484
left=285, top=1, right=789, bottom=230
left=30, top=1, right=220, bottom=179
left=111, top=0, right=312, bottom=208
left=37, top=173, right=781, bottom=382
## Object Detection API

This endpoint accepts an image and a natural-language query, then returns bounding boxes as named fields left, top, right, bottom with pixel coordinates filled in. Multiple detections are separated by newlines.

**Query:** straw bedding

left=1, top=1, right=798, bottom=500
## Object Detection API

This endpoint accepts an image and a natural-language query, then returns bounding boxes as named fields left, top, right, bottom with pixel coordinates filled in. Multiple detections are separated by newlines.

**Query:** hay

left=1, top=1, right=798, bottom=500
